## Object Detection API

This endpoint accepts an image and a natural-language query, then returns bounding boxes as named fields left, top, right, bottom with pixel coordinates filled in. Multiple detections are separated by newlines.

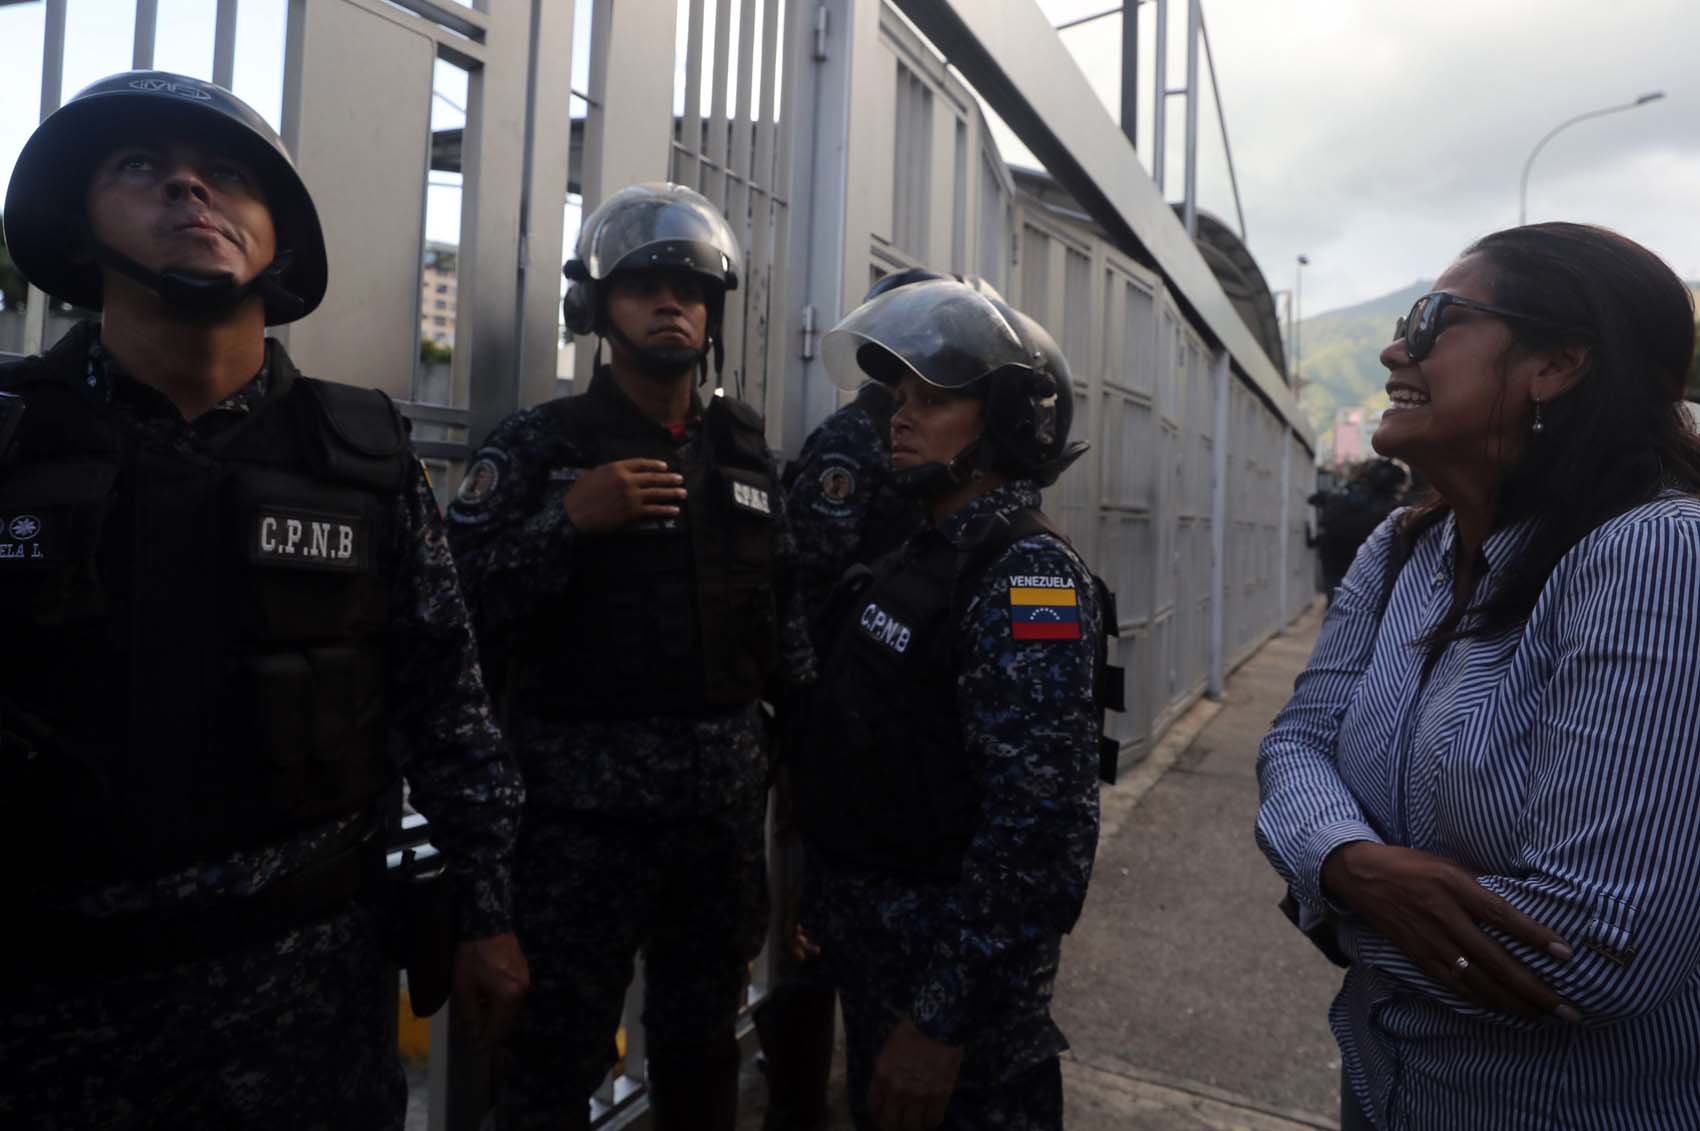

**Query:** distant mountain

left=1296, top=280, right=1700, bottom=451
left=1294, top=280, right=1430, bottom=451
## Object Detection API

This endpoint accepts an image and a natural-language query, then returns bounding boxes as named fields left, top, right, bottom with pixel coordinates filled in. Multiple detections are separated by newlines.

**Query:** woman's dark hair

left=1395, top=222, right=1700, bottom=652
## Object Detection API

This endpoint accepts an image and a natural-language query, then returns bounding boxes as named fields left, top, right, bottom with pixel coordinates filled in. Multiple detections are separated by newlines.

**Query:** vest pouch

left=303, top=645, right=388, bottom=813
left=718, top=465, right=777, bottom=566
left=245, top=651, right=313, bottom=807
left=802, top=539, right=978, bottom=882
left=233, top=466, right=387, bottom=642
left=837, top=601, right=947, bottom=868
left=227, top=466, right=391, bottom=830
left=2, top=700, right=118, bottom=903
left=702, top=465, right=779, bottom=704
left=241, top=647, right=387, bottom=827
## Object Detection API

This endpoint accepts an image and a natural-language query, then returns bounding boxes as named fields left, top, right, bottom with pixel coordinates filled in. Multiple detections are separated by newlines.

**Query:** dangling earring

left=1532, top=398, right=1545, bottom=435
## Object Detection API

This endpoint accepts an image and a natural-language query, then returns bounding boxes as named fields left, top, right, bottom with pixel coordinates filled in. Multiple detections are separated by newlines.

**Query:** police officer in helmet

left=762, top=266, right=1002, bottom=1130
left=447, top=182, right=816, bottom=1130
left=0, top=72, right=527, bottom=1124
left=797, top=280, right=1106, bottom=1130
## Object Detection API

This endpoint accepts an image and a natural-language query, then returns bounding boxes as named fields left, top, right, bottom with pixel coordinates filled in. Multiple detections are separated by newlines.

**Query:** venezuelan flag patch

left=1009, top=579, right=1081, bottom=640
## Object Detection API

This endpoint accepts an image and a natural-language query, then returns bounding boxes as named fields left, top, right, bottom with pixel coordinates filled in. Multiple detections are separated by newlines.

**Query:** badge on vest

left=858, top=601, right=913, bottom=654
left=1009, top=575, right=1081, bottom=641
left=249, top=508, right=368, bottom=571
left=731, top=480, right=771, bottom=516
left=0, top=512, right=49, bottom=564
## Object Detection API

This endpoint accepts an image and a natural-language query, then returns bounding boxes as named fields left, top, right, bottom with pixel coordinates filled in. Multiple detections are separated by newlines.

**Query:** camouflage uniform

left=758, top=387, right=923, bottom=1130
left=446, top=373, right=814, bottom=1126
left=0, top=326, right=522, bottom=1128
left=783, top=384, right=924, bottom=628
left=801, top=482, right=1102, bottom=1130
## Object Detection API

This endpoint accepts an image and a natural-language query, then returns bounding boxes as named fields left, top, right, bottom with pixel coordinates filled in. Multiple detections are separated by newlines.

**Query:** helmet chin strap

left=891, top=438, right=983, bottom=499
left=602, top=318, right=718, bottom=386
left=91, top=241, right=304, bottom=321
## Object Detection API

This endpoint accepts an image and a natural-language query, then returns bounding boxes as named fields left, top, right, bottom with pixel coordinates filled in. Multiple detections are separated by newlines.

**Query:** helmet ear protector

left=561, top=259, right=596, bottom=335
left=982, top=364, right=1060, bottom=471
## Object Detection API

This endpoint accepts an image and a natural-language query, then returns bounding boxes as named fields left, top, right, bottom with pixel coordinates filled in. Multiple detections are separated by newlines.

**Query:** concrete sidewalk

left=738, top=603, right=1341, bottom=1130
left=1053, top=602, right=1341, bottom=1130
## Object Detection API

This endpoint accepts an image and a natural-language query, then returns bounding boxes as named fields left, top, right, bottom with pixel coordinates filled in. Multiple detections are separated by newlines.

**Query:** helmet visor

left=577, top=183, right=740, bottom=288
left=822, top=279, right=1028, bottom=391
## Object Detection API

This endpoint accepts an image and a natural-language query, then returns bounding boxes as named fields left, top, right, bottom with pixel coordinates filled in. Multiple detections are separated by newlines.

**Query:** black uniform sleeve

left=444, top=414, right=582, bottom=673
left=908, top=536, right=1103, bottom=1043
left=386, top=460, right=525, bottom=938
left=769, top=445, right=820, bottom=688
left=782, top=408, right=887, bottom=623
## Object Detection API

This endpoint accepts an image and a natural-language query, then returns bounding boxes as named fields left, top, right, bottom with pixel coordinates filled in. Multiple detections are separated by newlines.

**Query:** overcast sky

left=3, top=0, right=1693, bottom=321
left=1023, top=0, right=1700, bottom=317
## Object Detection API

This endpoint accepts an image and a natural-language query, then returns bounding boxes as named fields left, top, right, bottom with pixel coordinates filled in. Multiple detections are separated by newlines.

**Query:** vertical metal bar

left=705, top=0, right=734, bottom=204
left=625, top=960, right=648, bottom=1083
left=678, top=0, right=706, bottom=188
left=763, top=0, right=799, bottom=444
left=744, top=0, right=780, bottom=417
left=722, top=0, right=758, bottom=398
left=453, top=59, right=485, bottom=409
left=1151, top=0, right=1165, bottom=193
left=1181, top=0, right=1198, bottom=237
left=1207, top=348, right=1227, bottom=697
left=213, top=0, right=240, bottom=88
left=1119, top=0, right=1137, bottom=151
left=1197, top=9, right=1245, bottom=241
left=134, top=0, right=159, bottom=69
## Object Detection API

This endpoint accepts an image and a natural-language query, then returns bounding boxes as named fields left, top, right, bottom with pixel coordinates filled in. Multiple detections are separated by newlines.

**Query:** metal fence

left=1, top=0, right=1316, bottom=1126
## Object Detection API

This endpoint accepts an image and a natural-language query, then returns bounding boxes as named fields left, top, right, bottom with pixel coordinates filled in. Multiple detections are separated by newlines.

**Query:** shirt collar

left=936, top=480, right=1044, bottom=545
left=1431, top=509, right=1540, bottom=586
left=85, top=338, right=270, bottom=423
left=588, top=364, right=703, bottom=439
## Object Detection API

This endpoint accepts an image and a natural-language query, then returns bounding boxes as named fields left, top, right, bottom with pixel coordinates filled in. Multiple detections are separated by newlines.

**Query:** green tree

left=420, top=338, right=453, bottom=365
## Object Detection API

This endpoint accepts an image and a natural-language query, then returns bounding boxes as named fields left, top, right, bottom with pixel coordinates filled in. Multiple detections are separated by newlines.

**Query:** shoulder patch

left=454, top=453, right=504, bottom=509
left=819, top=462, right=856, bottom=504
left=1008, top=573, right=1081, bottom=641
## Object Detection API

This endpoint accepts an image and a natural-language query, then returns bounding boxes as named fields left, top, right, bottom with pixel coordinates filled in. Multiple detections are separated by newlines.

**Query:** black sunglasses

left=1392, top=291, right=1558, bottom=362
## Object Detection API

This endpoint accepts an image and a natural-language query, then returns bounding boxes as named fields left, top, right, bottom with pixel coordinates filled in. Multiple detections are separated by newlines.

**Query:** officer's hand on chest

left=562, top=458, right=686, bottom=534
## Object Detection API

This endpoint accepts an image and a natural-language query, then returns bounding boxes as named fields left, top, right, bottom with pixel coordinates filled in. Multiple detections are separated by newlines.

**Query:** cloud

left=1035, top=0, right=1699, bottom=314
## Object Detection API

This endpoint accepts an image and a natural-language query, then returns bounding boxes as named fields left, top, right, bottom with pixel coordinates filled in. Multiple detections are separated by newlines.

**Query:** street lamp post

left=1293, top=254, right=1309, bottom=388
left=1518, top=92, right=1665, bottom=225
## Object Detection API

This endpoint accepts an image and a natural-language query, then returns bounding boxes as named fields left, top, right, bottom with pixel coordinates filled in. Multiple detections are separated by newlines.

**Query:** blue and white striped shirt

left=1257, top=495, right=1700, bottom=1130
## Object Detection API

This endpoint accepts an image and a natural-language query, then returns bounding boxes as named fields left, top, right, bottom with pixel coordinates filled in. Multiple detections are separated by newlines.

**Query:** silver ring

left=1453, top=956, right=1471, bottom=974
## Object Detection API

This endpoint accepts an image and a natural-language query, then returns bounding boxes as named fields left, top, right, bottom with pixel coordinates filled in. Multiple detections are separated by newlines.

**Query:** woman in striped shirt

left=1257, top=223, right=1700, bottom=1130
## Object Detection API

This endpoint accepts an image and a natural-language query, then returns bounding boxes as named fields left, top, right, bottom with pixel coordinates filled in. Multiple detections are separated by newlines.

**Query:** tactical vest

left=799, top=509, right=1103, bottom=881
left=507, top=373, right=780, bottom=718
left=0, top=326, right=410, bottom=902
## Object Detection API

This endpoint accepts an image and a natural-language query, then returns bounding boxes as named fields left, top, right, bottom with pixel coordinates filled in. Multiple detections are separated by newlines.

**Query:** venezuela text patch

left=1008, top=574, right=1080, bottom=640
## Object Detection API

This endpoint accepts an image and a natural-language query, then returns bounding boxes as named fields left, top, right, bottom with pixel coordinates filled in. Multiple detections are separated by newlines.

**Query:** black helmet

left=2, top=70, right=327, bottom=324
left=861, top=267, right=1003, bottom=305
left=986, top=302, right=1087, bottom=486
left=863, top=267, right=949, bottom=304
left=822, top=279, right=1086, bottom=487
left=562, top=182, right=739, bottom=332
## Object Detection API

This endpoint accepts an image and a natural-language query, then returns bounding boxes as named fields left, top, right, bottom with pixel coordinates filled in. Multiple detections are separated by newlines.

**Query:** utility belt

left=30, top=828, right=374, bottom=980
left=26, top=815, right=459, bottom=1015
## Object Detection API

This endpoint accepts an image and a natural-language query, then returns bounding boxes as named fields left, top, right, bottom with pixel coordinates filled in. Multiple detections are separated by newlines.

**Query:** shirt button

left=1432, top=569, right=1444, bottom=586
